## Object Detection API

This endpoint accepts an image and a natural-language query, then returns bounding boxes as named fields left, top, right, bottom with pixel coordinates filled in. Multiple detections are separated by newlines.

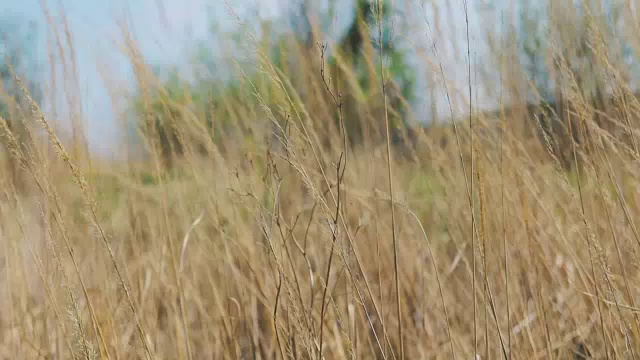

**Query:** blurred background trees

left=131, top=0, right=416, bottom=169
left=127, top=0, right=640, bottom=171
left=501, top=0, right=634, bottom=168
left=0, top=15, right=42, bottom=191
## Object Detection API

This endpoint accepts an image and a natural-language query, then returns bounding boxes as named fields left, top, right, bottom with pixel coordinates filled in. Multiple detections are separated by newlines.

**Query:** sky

left=0, top=0, right=501, bottom=156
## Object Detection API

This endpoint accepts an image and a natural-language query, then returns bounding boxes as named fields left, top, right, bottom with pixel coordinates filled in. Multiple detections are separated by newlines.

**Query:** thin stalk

left=376, top=0, right=403, bottom=358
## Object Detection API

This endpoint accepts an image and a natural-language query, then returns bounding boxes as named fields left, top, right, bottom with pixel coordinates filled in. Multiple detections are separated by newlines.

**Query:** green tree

left=130, top=0, right=417, bottom=168
left=288, top=0, right=416, bottom=145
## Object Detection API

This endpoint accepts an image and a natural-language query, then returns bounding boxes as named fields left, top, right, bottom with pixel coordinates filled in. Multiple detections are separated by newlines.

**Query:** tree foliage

left=130, top=0, right=417, bottom=168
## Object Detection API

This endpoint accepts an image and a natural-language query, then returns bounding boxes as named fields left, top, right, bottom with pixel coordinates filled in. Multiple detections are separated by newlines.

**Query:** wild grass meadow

left=1, top=0, right=640, bottom=358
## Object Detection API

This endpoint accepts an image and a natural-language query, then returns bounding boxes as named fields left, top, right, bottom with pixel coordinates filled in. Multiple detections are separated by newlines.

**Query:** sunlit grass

left=1, top=1, right=640, bottom=359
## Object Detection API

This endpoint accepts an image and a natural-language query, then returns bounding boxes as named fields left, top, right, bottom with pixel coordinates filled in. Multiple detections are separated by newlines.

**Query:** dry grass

left=2, top=1, right=640, bottom=359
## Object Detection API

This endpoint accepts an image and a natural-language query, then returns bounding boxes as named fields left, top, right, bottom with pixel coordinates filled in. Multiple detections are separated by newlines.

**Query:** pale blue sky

left=1, top=0, right=502, bottom=156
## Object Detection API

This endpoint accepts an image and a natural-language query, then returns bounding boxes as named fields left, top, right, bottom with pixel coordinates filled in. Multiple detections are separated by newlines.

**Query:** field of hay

left=2, top=1, right=640, bottom=359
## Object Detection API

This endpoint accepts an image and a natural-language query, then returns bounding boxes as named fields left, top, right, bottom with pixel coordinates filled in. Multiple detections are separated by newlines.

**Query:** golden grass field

left=2, top=1, right=640, bottom=358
